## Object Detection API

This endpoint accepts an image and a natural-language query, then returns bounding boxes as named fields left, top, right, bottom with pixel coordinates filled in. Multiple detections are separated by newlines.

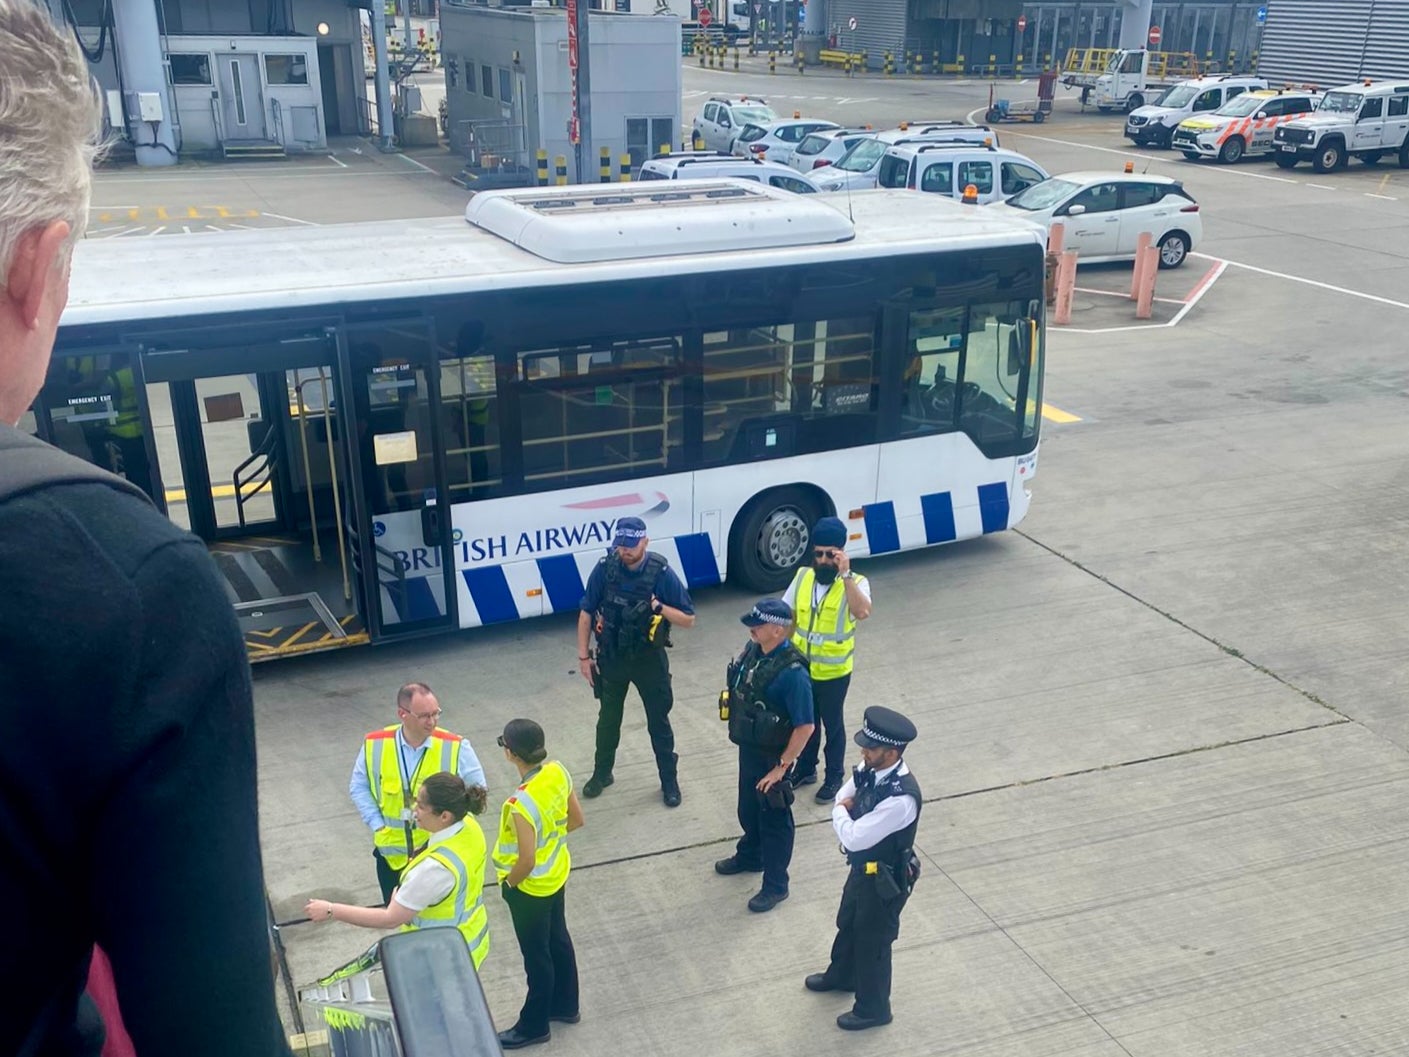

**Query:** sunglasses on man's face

left=814, top=549, right=838, bottom=560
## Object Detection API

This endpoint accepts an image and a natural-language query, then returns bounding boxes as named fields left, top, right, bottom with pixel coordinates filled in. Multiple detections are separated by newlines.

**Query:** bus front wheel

left=729, top=487, right=826, bottom=592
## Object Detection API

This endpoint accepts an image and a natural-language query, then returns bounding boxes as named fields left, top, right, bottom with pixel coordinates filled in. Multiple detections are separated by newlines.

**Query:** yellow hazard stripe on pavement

left=1042, top=403, right=1082, bottom=423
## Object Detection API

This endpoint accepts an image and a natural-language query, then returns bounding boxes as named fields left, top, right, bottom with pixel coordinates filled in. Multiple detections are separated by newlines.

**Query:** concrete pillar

left=370, top=9, right=395, bottom=151
left=799, top=0, right=824, bottom=64
left=112, top=0, right=177, bottom=166
left=1118, top=0, right=1154, bottom=51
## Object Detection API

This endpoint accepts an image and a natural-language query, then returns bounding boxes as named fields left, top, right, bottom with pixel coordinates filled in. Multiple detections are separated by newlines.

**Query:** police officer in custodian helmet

left=805, top=706, right=921, bottom=1030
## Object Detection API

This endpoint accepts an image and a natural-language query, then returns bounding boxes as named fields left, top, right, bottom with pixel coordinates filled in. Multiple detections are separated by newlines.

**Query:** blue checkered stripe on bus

left=386, top=531, right=723, bottom=627
left=862, top=481, right=1011, bottom=554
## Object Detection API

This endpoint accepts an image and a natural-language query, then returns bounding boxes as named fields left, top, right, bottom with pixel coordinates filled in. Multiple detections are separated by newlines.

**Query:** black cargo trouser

left=502, top=882, right=579, bottom=1037
left=593, top=648, right=677, bottom=782
left=824, top=865, right=908, bottom=1020
left=734, top=744, right=795, bottom=895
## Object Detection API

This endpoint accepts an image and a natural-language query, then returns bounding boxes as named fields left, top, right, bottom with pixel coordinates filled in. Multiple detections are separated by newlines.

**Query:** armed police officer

left=714, top=599, right=815, bottom=913
left=577, top=516, right=695, bottom=807
left=784, top=516, right=872, bottom=802
left=805, top=706, right=921, bottom=1031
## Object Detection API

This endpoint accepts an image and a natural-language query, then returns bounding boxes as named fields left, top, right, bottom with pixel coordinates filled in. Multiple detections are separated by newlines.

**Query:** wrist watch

left=842, top=571, right=856, bottom=580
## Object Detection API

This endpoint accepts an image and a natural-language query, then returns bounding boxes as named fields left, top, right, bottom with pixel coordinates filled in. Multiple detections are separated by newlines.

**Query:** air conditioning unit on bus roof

left=464, top=181, right=855, bottom=263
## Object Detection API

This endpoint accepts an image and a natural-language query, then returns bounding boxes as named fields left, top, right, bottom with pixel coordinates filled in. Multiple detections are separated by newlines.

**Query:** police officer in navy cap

left=805, top=706, right=921, bottom=1030
left=714, top=599, right=815, bottom=912
left=577, top=515, right=696, bottom=807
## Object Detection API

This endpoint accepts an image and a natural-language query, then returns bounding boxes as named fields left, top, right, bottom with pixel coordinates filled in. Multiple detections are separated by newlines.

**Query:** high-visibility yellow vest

left=363, top=726, right=464, bottom=870
left=493, top=761, right=572, bottom=896
left=400, top=819, right=491, bottom=969
left=790, top=567, right=862, bottom=680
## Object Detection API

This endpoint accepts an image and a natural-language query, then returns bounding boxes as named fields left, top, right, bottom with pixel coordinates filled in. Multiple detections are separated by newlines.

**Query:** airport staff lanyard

left=398, top=736, right=426, bottom=860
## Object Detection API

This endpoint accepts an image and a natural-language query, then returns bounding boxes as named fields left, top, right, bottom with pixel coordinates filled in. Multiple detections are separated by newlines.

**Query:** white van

left=1124, top=74, right=1267, bottom=148
left=875, top=142, right=1050, bottom=204
left=636, top=152, right=819, bottom=194
left=810, top=122, right=999, bottom=191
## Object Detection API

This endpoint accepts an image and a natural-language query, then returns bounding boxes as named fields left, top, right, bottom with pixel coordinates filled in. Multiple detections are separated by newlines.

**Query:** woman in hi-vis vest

left=493, top=719, right=585, bottom=1050
left=305, top=772, right=492, bottom=970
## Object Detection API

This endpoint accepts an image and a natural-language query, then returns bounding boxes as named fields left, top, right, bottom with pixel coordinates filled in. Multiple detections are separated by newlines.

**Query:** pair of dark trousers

left=824, top=868, right=907, bottom=1020
left=794, top=673, right=851, bottom=783
left=501, top=882, right=579, bottom=1036
left=374, top=847, right=402, bottom=905
left=734, top=745, right=795, bottom=895
left=594, top=649, right=677, bottom=781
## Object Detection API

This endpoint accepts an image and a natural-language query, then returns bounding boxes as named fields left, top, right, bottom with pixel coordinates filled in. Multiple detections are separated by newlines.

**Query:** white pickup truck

left=1063, top=48, right=1196, bottom=113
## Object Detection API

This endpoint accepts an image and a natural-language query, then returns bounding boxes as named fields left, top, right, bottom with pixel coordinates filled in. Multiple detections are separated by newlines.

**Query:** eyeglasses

left=402, top=709, right=442, bottom=722
left=813, top=549, right=838, bottom=559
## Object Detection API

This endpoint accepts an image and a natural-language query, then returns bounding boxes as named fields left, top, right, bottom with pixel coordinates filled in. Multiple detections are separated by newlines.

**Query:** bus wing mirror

left=1007, top=320, right=1035, bottom=375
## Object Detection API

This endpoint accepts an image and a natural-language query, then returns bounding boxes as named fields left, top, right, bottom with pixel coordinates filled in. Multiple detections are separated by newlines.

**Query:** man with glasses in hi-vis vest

left=784, top=517, right=873, bottom=803
left=350, top=682, right=488, bottom=903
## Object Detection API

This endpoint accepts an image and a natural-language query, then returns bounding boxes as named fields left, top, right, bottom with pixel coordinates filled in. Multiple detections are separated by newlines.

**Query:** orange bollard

left=1048, top=222, right=1065, bottom=255
left=1054, top=249, right=1078, bottom=324
left=1135, top=245, right=1158, bottom=319
left=1130, top=232, right=1153, bottom=299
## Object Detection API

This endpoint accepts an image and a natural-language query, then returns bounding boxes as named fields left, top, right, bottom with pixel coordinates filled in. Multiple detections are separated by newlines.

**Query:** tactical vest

left=844, top=766, right=922, bottom=874
left=400, top=820, right=491, bottom=969
left=790, top=567, right=862, bottom=680
left=727, top=641, right=806, bottom=752
left=594, top=552, right=669, bottom=659
left=493, top=761, right=573, bottom=897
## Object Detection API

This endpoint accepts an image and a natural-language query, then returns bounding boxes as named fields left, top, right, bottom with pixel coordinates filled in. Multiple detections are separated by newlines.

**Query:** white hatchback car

left=789, top=127, right=876, bottom=173
left=985, top=171, right=1203, bottom=268
left=732, top=119, right=841, bottom=167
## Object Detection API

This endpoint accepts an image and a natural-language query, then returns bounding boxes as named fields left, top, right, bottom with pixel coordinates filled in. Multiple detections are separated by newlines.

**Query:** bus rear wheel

left=729, top=487, right=825, bottom=592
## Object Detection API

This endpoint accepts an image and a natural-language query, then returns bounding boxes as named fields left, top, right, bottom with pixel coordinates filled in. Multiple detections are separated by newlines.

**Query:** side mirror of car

left=720, top=116, right=732, bottom=128
left=1254, top=111, right=1268, bottom=119
left=1064, top=203, right=1087, bottom=217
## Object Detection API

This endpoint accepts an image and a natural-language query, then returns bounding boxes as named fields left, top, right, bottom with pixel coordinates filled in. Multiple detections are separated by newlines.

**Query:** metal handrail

left=233, top=422, right=280, bottom=528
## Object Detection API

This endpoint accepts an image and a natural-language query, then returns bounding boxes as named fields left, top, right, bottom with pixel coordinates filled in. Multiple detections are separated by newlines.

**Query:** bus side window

left=901, top=306, right=964, bottom=435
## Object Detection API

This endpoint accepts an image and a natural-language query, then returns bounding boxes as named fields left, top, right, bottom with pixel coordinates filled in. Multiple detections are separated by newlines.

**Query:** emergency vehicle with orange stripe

left=1173, top=88, right=1323, bottom=164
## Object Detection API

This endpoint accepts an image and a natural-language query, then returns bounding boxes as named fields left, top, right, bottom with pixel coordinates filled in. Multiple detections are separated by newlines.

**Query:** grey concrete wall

left=442, top=6, right=679, bottom=178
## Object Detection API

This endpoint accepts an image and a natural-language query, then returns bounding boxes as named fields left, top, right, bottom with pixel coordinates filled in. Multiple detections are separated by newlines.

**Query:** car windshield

left=1157, top=85, right=1199, bottom=108
left=732, top=105, right=777, bottom=124
left=1217, top=94, right=1265, bottom=117
left=796, top=134, right=829, bottom=156
left=835, top=139, right=887, bottom=172
left=738, top=125, right=768, bottom=142
left=1319, top=91, right=1363, bottom=113
left=1004, top=177, right=1079, bottom=211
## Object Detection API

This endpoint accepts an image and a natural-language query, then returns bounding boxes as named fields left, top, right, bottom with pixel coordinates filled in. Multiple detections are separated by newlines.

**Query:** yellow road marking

left=155, top=206, right=169, bottom=221
left=165, top=482, right=239, bottom=503
left=187, top=206, right=201, bottom=218
left=1041, top=403, right=1082, bottom=424
left=1380, top=173, right=1391, bottom=193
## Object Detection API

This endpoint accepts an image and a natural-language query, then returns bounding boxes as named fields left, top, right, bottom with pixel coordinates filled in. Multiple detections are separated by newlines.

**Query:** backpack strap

left=0, top=423, right=153, bottom=507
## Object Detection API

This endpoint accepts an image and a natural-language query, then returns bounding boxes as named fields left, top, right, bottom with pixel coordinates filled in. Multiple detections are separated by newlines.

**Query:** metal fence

left=450, top=118, right=529, bottom=172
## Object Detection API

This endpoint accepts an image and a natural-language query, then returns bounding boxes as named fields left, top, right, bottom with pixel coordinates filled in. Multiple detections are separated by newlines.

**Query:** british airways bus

left=30, top=181, right=1045, bottom=661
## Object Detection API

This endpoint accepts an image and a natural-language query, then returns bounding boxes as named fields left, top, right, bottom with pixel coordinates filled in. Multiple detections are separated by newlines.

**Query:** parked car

left=637, top=151, right=819, bottom=193
left=809, top=123, right=1000, bottom=191
left=789, top=127, right=876, bottom=173
left=692, top=96, right=779, bottom=152
left=876, top=142, right=1049, bottom=203
left=985, top=171, right=1202, bottom=268
left=732, top=119, right=841, bottom=167
left=1173, top=88, right=1322, bottom=164
left=1124, top=74, right=1267, bottom=148
left=1273, top=78, right=1409, bottom=171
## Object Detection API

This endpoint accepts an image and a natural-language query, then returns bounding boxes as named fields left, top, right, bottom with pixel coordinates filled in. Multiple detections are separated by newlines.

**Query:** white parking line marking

left=260, top=211, right=318, bottom=226
left=1365, top=192, right=1397, bottom=200
left=397, top=154, right=437, bottom=174
left=328, top=154, right=349, bottom=168
left=1193, top=252, right=1409, bottom=310
left=1306, top=182, right=1336, bottom=190
left=1056, top=259, right=1227, bottom=334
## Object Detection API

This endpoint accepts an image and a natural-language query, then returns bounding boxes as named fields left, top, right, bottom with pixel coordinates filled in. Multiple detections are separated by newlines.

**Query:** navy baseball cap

left=741, top=598, right=794, bottom=627
left=854, top=706, right=917, bottom=750
left=612, top=516, right=648, bottom=548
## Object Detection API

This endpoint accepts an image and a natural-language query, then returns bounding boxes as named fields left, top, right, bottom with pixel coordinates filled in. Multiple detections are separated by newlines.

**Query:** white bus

left=35, top=182, right=1046, bottom=660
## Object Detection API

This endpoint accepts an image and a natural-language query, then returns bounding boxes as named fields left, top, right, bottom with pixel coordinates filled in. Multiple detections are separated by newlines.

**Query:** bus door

left=338, top=321, right=459, bottom=640
left=138, top=328, right=368, bottom=659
